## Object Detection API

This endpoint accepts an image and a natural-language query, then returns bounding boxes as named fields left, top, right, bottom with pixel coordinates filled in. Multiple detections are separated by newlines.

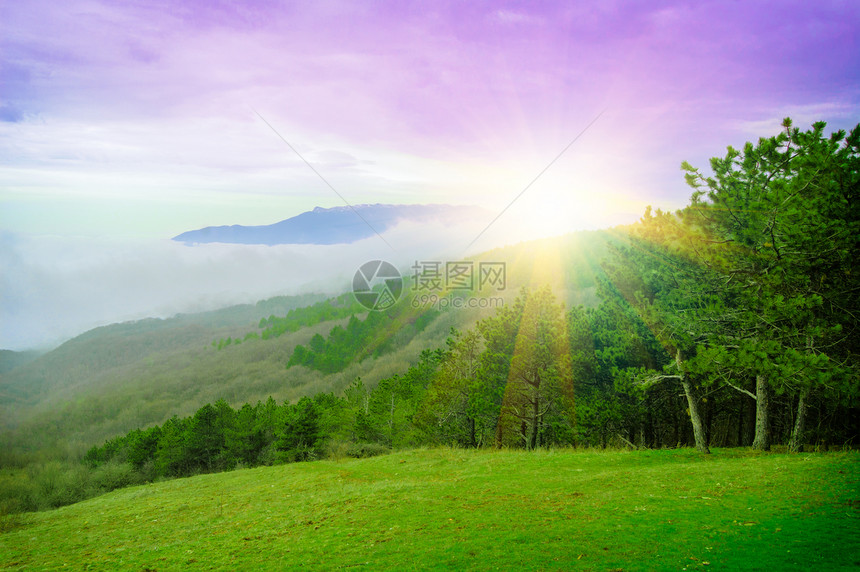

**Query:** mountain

left=172, top=203, right=488, bottom=245
left=0, top=350, right=41, bottom=375
left=0, top=231, right=613, bottom=456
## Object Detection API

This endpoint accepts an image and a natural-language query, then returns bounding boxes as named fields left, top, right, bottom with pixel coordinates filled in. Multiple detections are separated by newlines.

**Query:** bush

left=345, top=442, right=390, bottom=459
left=49, top=464, right=92, bottom=508
left=90, top=461, right=142, bottom=493
left=22, top=461, right=92, bottom=509
left=323, top=440, right=352, bottom=461
left=0, top=470, right=38, bottom=514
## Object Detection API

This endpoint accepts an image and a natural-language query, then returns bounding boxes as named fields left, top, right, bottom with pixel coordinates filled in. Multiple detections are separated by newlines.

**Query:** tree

left=606, top=119, right=859, bottom=453
left=226, top=403, right=264, bottom=466
left=360, top=350, right=439, bottom=448
left=572, top=296, right=670, bottom=449
left=126, top=425, right=161, bottom=472
left=276, top=397, right=320, bottom=462
left=154, top=416, right=189, bottom=477
left=601, top=227, right=714, bottom=453
left=680, top=119, right=860, bottom=450
left=415, top=329, right=489, bottom=447
left=491, top=286, right=575, bottom=449
left=186, top=403, right=227, bottom=472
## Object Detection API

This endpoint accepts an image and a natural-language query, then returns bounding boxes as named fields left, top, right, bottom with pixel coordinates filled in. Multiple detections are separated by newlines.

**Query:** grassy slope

left=1, top=448, right=857, bottom=571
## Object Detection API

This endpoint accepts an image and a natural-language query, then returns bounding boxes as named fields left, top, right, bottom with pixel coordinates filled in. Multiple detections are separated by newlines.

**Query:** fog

left=0, top=217, right=517, bottom=351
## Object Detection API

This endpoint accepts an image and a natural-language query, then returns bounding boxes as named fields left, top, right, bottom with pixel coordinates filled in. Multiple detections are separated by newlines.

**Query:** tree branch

left=722, top=379, right=756, bottom=400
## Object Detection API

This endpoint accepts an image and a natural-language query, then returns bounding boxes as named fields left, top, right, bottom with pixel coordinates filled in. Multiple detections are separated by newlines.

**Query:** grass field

left=1, top=448, right=857, bottom=570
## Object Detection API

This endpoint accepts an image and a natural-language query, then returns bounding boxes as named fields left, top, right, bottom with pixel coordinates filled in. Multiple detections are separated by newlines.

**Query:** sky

left=1, top=0, right=859, bottom=350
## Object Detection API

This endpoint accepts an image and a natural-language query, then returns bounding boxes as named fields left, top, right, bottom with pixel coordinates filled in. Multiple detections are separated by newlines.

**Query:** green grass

left=1, top=448, right=857, bottom=571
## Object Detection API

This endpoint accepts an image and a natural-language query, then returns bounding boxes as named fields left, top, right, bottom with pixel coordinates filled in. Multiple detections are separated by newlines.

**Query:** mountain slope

left=0, top=230, right=615, bottom=455
left=0, top=294, right=324, bottom=409
left=172, top=203, right=487, bottom=245
left=0, top=350, right=41, bottom=375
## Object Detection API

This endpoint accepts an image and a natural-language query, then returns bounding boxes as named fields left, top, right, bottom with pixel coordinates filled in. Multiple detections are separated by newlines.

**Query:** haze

left=1, top=0, right=858, bottom=350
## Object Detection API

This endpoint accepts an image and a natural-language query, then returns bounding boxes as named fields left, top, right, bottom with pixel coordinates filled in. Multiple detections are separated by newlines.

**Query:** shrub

left=345, top=442, right=390, bottom=459
left=91, top=461, right=142, bottom=493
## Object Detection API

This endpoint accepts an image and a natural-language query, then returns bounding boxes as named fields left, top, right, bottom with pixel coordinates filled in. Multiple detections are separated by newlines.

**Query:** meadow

left=1, top=447, right=857, bottom=570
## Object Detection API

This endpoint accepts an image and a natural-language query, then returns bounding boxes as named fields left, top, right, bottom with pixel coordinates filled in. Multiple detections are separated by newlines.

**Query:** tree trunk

left=788, top=387, right=809, bottom=453
left=751, top=375, right=770, bottom=451
left=676, top=350, right=710, bottom=454
left=681, top=379, right=711, bottom=454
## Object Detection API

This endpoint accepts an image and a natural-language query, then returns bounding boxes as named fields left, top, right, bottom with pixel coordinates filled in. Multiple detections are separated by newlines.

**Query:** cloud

left=733, top=101, right=860, bottom=137
left=0, top=217, right=493, bottom=350
left=1, top=0, right=858, bottom=350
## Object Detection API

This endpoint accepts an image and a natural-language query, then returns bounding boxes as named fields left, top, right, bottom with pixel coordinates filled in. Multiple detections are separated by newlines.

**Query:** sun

left=504, top=187, right=599, bottom=242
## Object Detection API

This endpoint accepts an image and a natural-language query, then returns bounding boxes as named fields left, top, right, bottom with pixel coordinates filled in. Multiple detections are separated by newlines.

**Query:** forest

left=1, top=119, right=857, bottom=516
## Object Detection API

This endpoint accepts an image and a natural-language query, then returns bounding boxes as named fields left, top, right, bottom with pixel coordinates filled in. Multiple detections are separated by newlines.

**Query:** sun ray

left=494, top=241, right=574, bottom=448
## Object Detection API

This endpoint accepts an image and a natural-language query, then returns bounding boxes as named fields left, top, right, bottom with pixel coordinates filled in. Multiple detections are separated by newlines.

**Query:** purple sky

left=2, top=0, right=857, bottom=239
left=1, top=1, right=859, bottom=349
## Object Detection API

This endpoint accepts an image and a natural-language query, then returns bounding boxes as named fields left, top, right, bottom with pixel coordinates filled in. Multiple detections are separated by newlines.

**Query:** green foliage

left=275, top=397, right=321, bottom=462
left=212, top=294, right=364, bottom=350
left=288, top=307, right=442, bottom=374
left=489, top=286, right=576, bottom=448
left=568, top=299, right=669, bottom=448
left=260, top=294, right=365, bottom=340
left=676, top=118, right=860, bottom=394
left=597, top=119, right=860, bottom=453
left=414, top=329, right=487, bottom=446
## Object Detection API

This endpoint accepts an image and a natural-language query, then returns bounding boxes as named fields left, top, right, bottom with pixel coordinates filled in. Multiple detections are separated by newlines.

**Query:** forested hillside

left=0, top=231, right=611, bottom=463
left=1, top=120, right=857, bottom=519
left=0, top=350, right=41, bottom=376
left=78, top=120, right=858, bottom=473
left=0, top=293, right=324, bottom=408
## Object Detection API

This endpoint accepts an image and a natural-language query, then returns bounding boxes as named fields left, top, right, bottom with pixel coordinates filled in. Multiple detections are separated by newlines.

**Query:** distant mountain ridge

left=173, top=203, right=486, bottom=245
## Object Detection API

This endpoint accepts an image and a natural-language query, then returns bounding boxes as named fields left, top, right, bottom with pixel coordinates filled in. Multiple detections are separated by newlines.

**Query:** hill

left=172, top=203, right=488, bottom=245
left=1, top=448, right=856, bottom=570
left=0, top=231, right=614, bottom=457
left=0, top=350, right=41, bottom=375
left=0, top=293, right=324, bottom=408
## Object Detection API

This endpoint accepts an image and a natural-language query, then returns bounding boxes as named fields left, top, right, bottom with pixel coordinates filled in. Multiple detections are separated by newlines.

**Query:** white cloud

left=733, top=101, right=859, bottom=137
left=0, top=217, right=492, bottom=350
